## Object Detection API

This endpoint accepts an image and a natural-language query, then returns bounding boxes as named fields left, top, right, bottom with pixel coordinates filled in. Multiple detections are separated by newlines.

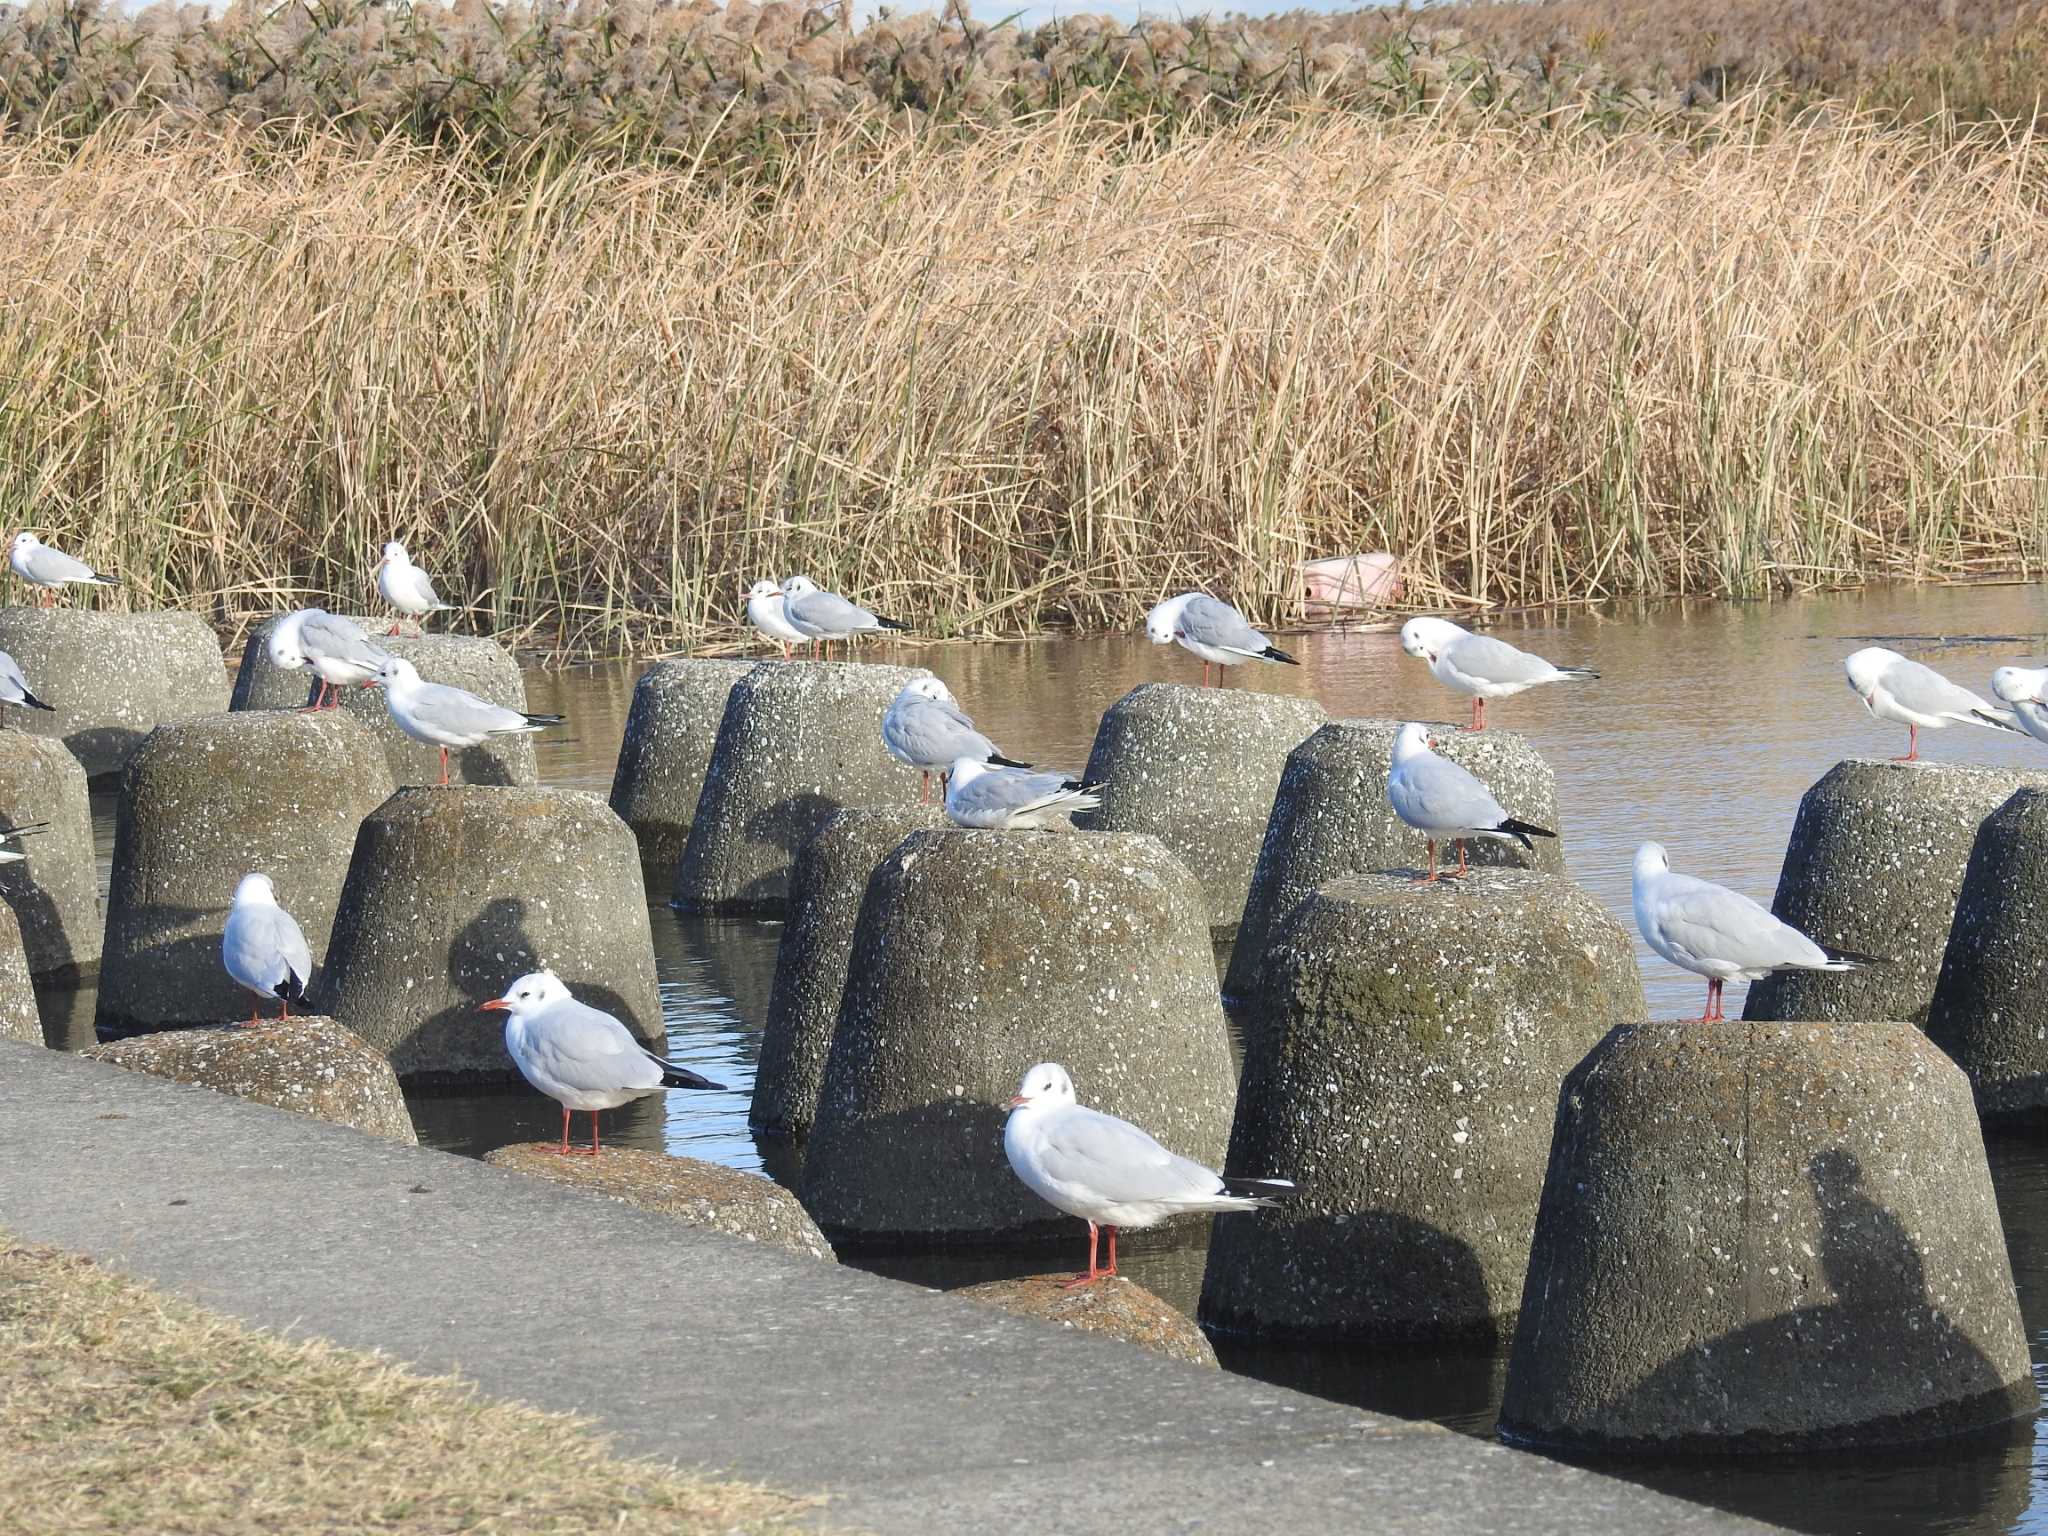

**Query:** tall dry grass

left=1, top=107, right=2045, bottom=652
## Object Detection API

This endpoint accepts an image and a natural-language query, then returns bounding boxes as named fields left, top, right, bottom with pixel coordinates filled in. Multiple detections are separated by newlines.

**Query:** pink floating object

left=1301, top=552, right=1400, bottom=613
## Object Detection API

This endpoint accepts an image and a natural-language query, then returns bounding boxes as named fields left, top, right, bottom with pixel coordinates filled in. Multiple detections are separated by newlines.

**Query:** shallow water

left=46, top=582, right=2048, bottom=1535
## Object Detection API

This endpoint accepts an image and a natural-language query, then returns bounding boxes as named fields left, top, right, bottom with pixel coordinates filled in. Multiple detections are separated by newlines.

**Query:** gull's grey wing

left=1036, top=1106, right=1226, bottom=1206
left=1389, top=754, right=1509, bottom=831
left=884, top=697, right=996, bottom=768
left=412, top=681, right=532, bottom=737
left=958, top=768, right=1083, bottom=819
left=526, top=999, right=663, bottom=1094
left=401, top=564, right=447, bottom=610
left=1444, top=633, right=1556, bottom=687
left=788, top=588, right=878, bottom=634
left=1177, top=595, right=1267, bottom=655
left=224, top=905, right=313, bottom=995
left=1649, top=871, right=1826, bottom=972
left=0, top=650, right=29, bottom=704
left=300, top=611, right=391, bottom=670
left=25, top=546, right=97, bottom=584
left=1889, top=658, right=2000, bottom=722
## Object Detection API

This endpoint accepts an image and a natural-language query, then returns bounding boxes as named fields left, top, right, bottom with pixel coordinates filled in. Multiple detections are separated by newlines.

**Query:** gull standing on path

left=1400, top=617, right=1597, bottom=731
left=1004, top=1063, right=1292, bottom=1287
left=374, top=541, right=456, bottom=637
left=482, top=969, right=725, bottom=1156
left=8, top=534, right=117, bottom=607
left=222, top=873, right=314, bottom=1028
left=1844, top=646, right=2018, bottom=762
left=267, top=609, right=391, bottom=711
left=1987, top=666, right=2048, bottom=747
left=882, top=678, right=1029, bottom=802
left=1632, top=843, right=1882, bottom=1022
left=1145, top=592, right=1298, bottom=688
left=779, top=576, right=907, bottom=658
left=943, top=757, right=1100, bottom=830
left=1386, top=721, right=1555, bottom=882
left=744, top=579, right=806, bottom=659
left=0, top=648, right=55, bottom=727
left=373, top=657, right=565, bottom=786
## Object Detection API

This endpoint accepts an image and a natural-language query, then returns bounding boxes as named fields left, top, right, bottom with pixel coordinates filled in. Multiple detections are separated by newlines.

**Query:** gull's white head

left=1632, top=842, right=1671, bottom=881
left=1144, top=593, right=1197, bottom=646
left=1400, top=616, right=1465, bottom=661
left=481, top=968, right=570, bottom=1016
left=781, top=575, right=818, bottom=598
left=745, top=578, right=782, bottom=603
left=1391, top=721, right=1434, bottom=762
left=373, top=656, right=422, bottom=691
left=1007, top=1062, right=1077, bottom=1112
left=266, top=609, right=312, bottom=670
left=9, top=532, right=39, bottom=556
left=378, top=540, right=410, bottom=569
left=1991, top=666, right=2044, bottom=707
left=1843, top=647, right=1899, bottom=700
left=902, top=676, right=956, bottom=706
left=947, top=755, right=991, bottom=791
left=232, top=872, right=279, bottom=907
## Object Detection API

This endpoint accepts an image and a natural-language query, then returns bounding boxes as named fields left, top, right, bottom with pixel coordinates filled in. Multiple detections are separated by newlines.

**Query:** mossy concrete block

left=673, top=660, right=933, bottom=917
left=1498, top=1021, right=2036, bottom=1453
left=0, top=607, right=229, bottom=775
left=798, top=829, right=1237, bottom=1249
left=483, top=1143, right=834, bottom=1261
left=1224, top=721, right=1564, bottom=1002
left=608, top=659, right=762, bottom=874
left=1743, top=760, right=2048, bottom=1026
left=96, top=713, right=396, bottom=1032
left=0, top=729, right=99, bottom=978
left=750, top=805, right=952, bottom=1138
left=314, top=786, right=660, bottom=1084
left=1199, top=869, right=1642, bottom=1345
left=84, top=1017, right=417, bottom=1143
left=1077, top=683, right=1326, bottom=935
left=0, top=900, right=40, bottom=1044
left=954, top=1275, right=1217, bottom=1367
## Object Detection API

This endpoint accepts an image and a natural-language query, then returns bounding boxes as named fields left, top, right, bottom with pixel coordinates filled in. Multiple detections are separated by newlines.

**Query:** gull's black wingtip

left=987, top=752, right=1033, bottom=770
left=1223, top=1175, right=1295, bottom=1199
left=1497, top=816, right=1557, bottom=851
left=661, top=1065, right=727, bottom=1091
left=1821, top=943, right=1889, bottom=968
left=1261, top=644, right=1300, bottom=666
left=874, top=616, right=910, bottom=631
left=522, top=712, right=568, bottom=727
left=19, top=688, right=54, bottom=712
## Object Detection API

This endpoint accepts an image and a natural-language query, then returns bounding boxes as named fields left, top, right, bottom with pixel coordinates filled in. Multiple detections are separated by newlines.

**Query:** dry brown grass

left=0, top=1232, right=815, bottom=1534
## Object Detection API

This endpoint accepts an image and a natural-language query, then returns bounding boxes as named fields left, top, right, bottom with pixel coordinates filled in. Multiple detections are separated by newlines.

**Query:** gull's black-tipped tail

left=1557, top=666, right=1599, bottom=681
left=272, top=974, right=306, bottom=1004
left=650, top=1050, right=726, bottom=1091
left=1260, top=644, right=1300, bottom=666
left=1496, top=816, right=1557, bottom=851
left=1223, top=1176, right=1295, bottom=1200
left=987, top=752, right=1033, bottom=770
left=1061, top=776, right=1106, bottom=795
left=1818, top=942, right=1888, bottom=969
left=1971, top=707, right=2025, bottom=735
left=88, top=572, right=118, bottom=587
left=0, top=821, right=49, bottom=840
left=522, top=712, right=567, bottom=728
left=873, top=616, right=909, bottom=632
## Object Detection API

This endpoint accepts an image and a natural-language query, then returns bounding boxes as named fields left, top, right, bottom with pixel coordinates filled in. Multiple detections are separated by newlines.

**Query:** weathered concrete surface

left=1224, top=721, right=1563, bottom=1003
left=800, top=830, right=1237, bottom=1249
left=83, top=1017, right=416, bottom=1143
left=0, top=1044, right=1785, bottom=1536
left=608, top=659, right=761, bottom=874
left=0, top=607, right=229, bottom=774
left=954, top=1275, right=1217, bottom=1367
left=1743, top=760, right=2048, bottom=1025
left=96, top=712, right=396, bottom=1032
left=1077, top=683, right=1326, bottom=935
left=672, top=660, right=931, bottom=917
left=1201, top=870, right=1643, bottom=1345
left=750, top=806, right=952, bottom=1138
left=1926, top=788, right=2048, bottom=1117
left=1499, top=1021, right=2036, bottom=1453
left=0, top=728, right=99, bottom=977
left=483, top=1143, right=833, bottom=1261
left=0, top=900, right=39, bottom=1043
left=315, top=786, right=660, bottom=1083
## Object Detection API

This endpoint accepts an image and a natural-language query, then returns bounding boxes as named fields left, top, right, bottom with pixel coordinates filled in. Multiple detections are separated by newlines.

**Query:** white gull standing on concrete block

left=222, top=872, right=314, bottom=1028
left=1386, top=721, right=1555, bottom=883
left=1844, top=646, right=2017, bottom=762
left=882, top=678, right=1028, bottom=802
left=268, top=608, right=391, bottom=711
left=0, top=647, right=54, bottom=727
left=372, top=656, right=564, bottom=786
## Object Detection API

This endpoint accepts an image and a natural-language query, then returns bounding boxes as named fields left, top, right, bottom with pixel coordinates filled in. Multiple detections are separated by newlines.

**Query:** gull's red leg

left=557, top=1105, right=571, bottom=1155
left=1894, top=723, right=1920, bottom=763
left=437, top=746, right=450, bottom=787
left=588, top=1112, right=601, bottom=1157
left=1065, top=1221, right=1101, bottom=1288
left=920, top=771, right=930, bottom=804
left=1414, top=839, right=1440, bottom=884
left=1453, top=839, right=1470, bottom=876
left=1103, top=1225, right=1119, bottom=1278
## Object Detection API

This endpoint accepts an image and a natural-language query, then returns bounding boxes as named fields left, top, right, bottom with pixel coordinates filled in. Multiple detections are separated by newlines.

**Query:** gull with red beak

left=1844, top=646, right=2016, bottom=762
left=1399, top=616, right=1596, bottom=731
left=744, top=578, right=806, bottom=659
left=374, top=540, right=456, bottom=637
left=1387, top=721, right=1555, bottom=883
left=482, top=969, right=725, bottom=1156
left=9, top=532, right=118, bottom=607
left=371, top=656, right=565, bottom=786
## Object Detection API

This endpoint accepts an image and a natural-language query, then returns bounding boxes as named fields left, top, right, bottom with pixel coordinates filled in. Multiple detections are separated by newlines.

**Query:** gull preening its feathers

left=1400, top=617, right=1597, bottom=731
left=1145, top=592, right=1298, bottom=688
left=222, top=872, right=314, bottom=1028
left=267, top=609, right=391, bottom=711
left=372, top=656, right=565, bottom=786
left=1386, top=721, right=1555, bottom=882
left=882, top=678, right=1029, bottom=802
left=943, top=757, right=1100, bottom=830
left=374, top=541, right=456, bottom=636
left=1843, top=646, right=2017, bottom=762
left=9, top=533, right=117, bottom=607
left=1987, top=666, right=2048, bottom=746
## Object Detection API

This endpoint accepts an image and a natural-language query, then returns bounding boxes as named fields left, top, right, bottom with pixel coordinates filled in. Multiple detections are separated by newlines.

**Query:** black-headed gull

left=944, top=757, right=1099, bottom=830
left=482, top=968, right=725, bottom=1156
left=374, top=540, right=456, bottom=636
left=9, top=533, right=117, bottom=607
left=1988, top=666, right=2048, bottom=746
left=1631, top=842, right=1882, bottom=1021
left=1844, top=646, right=2017, bottom=762
left=372, top=656, right=565, bottom=786
left=883, top=679, right=1029, bottom=802
left=779, top=575, right=906, bottom=657
left=744, top=578, right=805, bottom=659
left=222, top=873, right=314, bottom=1027
left=1386, top=721, right=1555, bottom=882
left=267, top=609, right=391, bottom=711
left=1144, top=592, right=1298, bottom=688
left=1400, top=617, right=1596, bottom=731
left=0, top=647, right=54, bottom=727
left=1004, top=1062, right=1291, bottom=1287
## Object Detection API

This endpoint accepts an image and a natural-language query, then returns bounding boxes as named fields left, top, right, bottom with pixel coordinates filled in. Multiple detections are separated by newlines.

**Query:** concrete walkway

left=0, top=1043, right=1778, bottom=1534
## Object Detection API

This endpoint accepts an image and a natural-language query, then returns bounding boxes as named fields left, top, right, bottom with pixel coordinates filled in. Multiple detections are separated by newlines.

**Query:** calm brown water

left=47, top=583, right=2048, bottom=1535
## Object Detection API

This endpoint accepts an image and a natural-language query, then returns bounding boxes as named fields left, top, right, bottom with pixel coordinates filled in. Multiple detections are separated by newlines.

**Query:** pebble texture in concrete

left=607, top=658, right=761, bottom=873
left=0, top=728, right=99, bottom=977
left=751, top=805, right=952, bottom=1137
left=1224, top=720, right=1563, bottom=1002
left=800, top=830, right=1237, bottom=1248
left=1077, top=682, right=1326, bottom=934
left=954, top=1275, right=1218, bottom=1367
left=1926, top=788, right=2048, bottom=1116
left=1200, top=869, right=1643, bottom=1344
left=1743, top=760, right=2048, bottom=1025
left=672, top=660, right=932, bottom=916
left=483, top=1143, right=834, bottom=1261
left=96, top=713, right=396, bottom=1031
left=83, top=1016, right=416, bottom=1143
left=0, top=607, right=229, bottom=775
left=315, top=786, right=660, bottom=1083
left=0, top=901, right=40, bottom=1043
left=1499, top=1021, right=2036, bottom=1453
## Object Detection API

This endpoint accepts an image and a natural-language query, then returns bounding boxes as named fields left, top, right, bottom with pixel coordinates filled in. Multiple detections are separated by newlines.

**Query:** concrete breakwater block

left=0, top=729, right=99, bottom=978
left=0, top=607, right=229, bottom=775
left=607, top=658, right=760, bottom=873
left=483, top=1143, right=834, bottom=1261
left=798, top=830, right=1238, bottom=1248
left=750, top=805, right=951, bottom=1138
left=1498, top=1021, right=2036, bottom=1453
left=1223, top=721, right=1563, bottom=1003
left=953, top=1275, right=1217, bottom=1367
left=0, top=900, right=41, bottom=1044
left=1077, top=683, right=1326, bottom=935
left=673, top=661, right=932, bottom=917
left=95, top=713, right=396, bottom=1032
left=83, top=1017, right=417, bottom=1144
left=315, top=786, right=660, bottom=1083
left=1199, top=869, right=1643, bottom=1344
left=1743, top=760, right=2048, bottom=1025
